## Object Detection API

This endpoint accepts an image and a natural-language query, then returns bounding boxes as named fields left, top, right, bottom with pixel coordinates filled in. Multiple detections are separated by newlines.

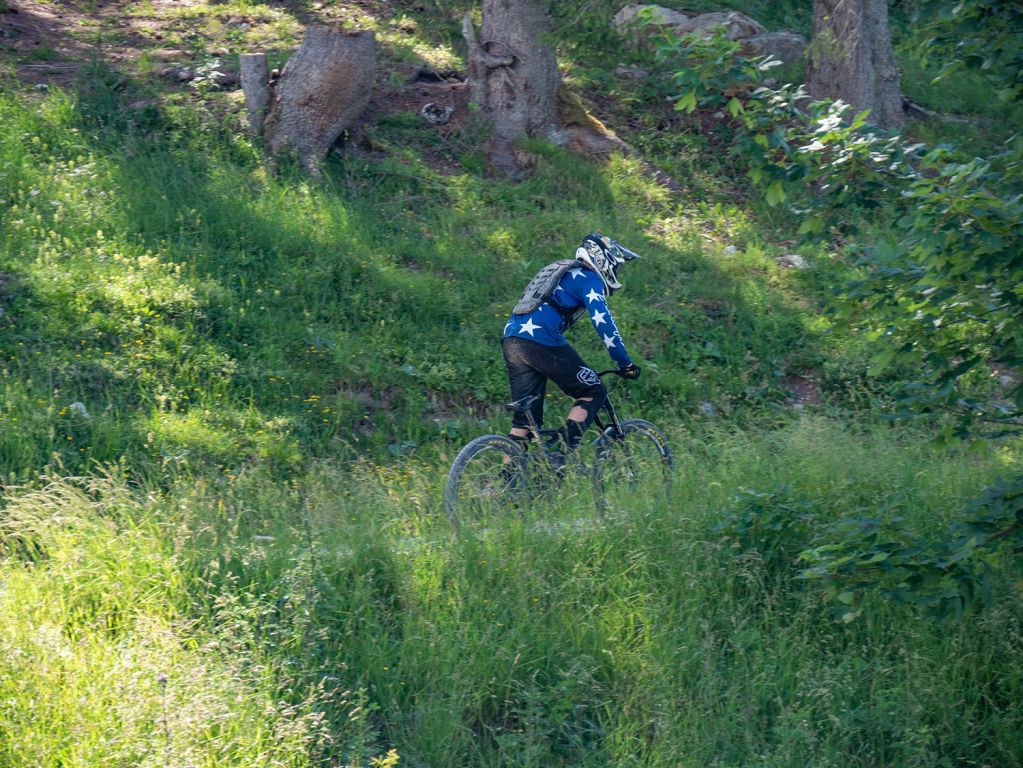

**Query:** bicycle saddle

left=505, top=395, right=541, bottom=413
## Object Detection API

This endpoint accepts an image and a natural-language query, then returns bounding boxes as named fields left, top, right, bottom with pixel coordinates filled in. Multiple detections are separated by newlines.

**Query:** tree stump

left=256, top=26, right=376, bottom=174
left=462, top=1, right=560, bottom=178
left=806, top=0, right=902, bottom=130
left=239, top=52, right=270, bottom=134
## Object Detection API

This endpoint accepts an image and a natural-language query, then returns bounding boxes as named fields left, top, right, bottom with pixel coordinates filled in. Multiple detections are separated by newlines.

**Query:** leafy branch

left=800, top=475, right=1023, bottom=621
left=716, top=481, right=1023, bottom=623
left=659, top=8, right=1023, bottom=620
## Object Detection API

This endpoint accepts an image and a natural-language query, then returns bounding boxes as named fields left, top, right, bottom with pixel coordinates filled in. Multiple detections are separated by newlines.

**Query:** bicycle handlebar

left=596, top=369, right=626, bottom=378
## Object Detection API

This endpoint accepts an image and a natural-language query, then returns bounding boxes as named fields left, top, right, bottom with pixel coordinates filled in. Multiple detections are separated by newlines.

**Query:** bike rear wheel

left=444, top=434, right=530, bottom=532
left=593, top=418, right=673, bottom=513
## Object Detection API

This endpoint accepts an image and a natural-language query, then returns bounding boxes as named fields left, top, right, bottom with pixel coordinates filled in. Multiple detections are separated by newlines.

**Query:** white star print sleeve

left=574, top=273, right=633, bottom=368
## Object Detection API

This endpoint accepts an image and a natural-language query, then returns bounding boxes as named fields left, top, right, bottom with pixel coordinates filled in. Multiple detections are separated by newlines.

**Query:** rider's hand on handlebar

left=619, top=363, right=641, bottom=380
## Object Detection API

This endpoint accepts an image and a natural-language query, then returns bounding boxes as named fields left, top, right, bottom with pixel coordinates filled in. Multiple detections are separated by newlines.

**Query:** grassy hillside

left=0, top=82, right=848, bottom=479
left=1, top=1, right=1021, bottom=766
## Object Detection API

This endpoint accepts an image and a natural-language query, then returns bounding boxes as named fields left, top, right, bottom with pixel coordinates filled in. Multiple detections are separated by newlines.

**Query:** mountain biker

left=502, top=233, right=641, bottom=465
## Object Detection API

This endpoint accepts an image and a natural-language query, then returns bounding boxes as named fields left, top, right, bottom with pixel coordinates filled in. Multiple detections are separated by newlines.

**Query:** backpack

left=512, top=260, right=586, bottom=327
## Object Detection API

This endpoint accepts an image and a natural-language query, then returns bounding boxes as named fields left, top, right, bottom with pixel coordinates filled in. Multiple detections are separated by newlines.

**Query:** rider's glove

left=619, top=363, right=641, bottom=380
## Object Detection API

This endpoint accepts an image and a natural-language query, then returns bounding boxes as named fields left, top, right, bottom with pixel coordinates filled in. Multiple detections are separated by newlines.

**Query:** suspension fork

left=591, top=396, right=624, bottom=445
left=591, top=369, right=627, bottom=445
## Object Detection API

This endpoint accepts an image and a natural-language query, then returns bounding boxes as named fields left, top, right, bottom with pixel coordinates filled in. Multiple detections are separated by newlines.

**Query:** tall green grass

left=2, top=2, right=1022, bottom=764
left=0, top=470, right=384, bottom=767
left=2, top=419, right=1020, bottom=766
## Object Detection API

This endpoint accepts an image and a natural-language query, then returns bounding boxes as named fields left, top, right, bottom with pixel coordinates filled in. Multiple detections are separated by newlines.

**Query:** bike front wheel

left=444, top=434, right=531, bottom=533
left=592, top=419, right=673, bottom=513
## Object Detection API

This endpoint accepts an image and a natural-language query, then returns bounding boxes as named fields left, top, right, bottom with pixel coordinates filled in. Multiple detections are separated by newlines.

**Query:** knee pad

left=572, top=391, right=605, bottom=426
left=563, top=394, right=605, bottom=448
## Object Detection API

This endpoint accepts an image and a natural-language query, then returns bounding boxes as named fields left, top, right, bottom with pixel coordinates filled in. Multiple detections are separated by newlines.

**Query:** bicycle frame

left=507, top=369, right=627, bottom=466
left=447, top=369, right=670, bottom=524
left=590, top=370, right=630, bottom=449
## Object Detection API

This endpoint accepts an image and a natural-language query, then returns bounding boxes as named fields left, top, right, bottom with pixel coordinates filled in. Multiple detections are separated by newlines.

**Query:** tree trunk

left=460, top=1, right=683, bottom=191
left=806, top=0, right=903, bottom=130
left=462, top=0, right=561, bottom=178
left=261, top=27, right=376, bottom=175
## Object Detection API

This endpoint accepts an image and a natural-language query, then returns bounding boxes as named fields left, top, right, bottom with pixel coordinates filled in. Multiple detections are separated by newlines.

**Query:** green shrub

left=715, top=487, right=817, bottom=577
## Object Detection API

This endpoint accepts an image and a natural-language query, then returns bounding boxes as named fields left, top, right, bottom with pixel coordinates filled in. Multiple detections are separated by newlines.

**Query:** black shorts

left=502, top=336, right=607, bottom=429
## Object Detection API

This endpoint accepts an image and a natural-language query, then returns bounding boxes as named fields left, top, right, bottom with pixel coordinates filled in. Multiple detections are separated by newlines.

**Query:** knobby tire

left=593, top=418, right=673, bottom=513
left=444, top=434, right=527, bottom=532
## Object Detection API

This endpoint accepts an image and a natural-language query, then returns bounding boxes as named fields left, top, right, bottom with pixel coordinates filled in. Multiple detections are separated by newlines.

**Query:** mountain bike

left=443, top=369, right=673, bottom=532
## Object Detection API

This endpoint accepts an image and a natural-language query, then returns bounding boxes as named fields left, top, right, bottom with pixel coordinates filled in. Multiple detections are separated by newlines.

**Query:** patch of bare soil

left=2, top=1, right=205, bottom=87
left=1, top=1, right=402, bottom=84
left=1, top=1, right=93, bottom=88
left=781, top=372, right=822, bottom=407
left=358, top=63, right=475, bottom=174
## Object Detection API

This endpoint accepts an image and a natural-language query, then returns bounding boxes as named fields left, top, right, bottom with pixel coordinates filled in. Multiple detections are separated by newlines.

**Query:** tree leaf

left=798, top=216, right=824, bottom=235
left=867, top=345, right=897, bottom=376
left=676, top=91, right=698, bottom=113
left=765, top=181, right=786, bottom=206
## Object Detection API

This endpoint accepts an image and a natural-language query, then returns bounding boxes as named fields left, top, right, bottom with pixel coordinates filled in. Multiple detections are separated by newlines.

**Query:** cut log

left=262, top=26, right=376, bottom=174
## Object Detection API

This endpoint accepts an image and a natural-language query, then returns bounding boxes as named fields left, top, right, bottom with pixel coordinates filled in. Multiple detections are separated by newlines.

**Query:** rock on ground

left=775, top=254, right=809, bottom=269
left=613, top=5, right=805, bottom=63
left=612, top=4, right=690, bottom=35
left=741, top=30, right=806, bottom=64
left=676, top=10, right=766, bottom=40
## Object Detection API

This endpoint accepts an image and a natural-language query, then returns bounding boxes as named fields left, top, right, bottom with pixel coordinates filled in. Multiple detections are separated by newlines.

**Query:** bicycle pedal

left=547, top=449, right=567, bottom=473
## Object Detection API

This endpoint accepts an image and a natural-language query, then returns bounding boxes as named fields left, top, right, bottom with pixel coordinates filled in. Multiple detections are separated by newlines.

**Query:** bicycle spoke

left=447, top=420, right=671, bottom=529
left=445, top=435, right=530, bottom=533
left=593, top=419, right=673, bottom=513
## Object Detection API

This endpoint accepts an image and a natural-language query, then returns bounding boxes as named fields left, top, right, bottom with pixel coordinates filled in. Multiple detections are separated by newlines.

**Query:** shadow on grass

left=0, top=54, right=828, bottom=480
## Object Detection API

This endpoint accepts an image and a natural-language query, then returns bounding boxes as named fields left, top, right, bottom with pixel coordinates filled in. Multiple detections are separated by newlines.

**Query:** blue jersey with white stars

left=503, top=265, right=633, bottom=368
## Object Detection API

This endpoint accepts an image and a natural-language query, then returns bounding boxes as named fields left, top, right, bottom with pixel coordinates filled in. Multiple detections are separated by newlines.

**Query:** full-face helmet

left=575, top=233, right=640, bottom=293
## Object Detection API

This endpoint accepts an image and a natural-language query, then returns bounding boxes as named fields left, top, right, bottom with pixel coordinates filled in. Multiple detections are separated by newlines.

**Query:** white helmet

left=575, top=233, right=640, bottom=293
